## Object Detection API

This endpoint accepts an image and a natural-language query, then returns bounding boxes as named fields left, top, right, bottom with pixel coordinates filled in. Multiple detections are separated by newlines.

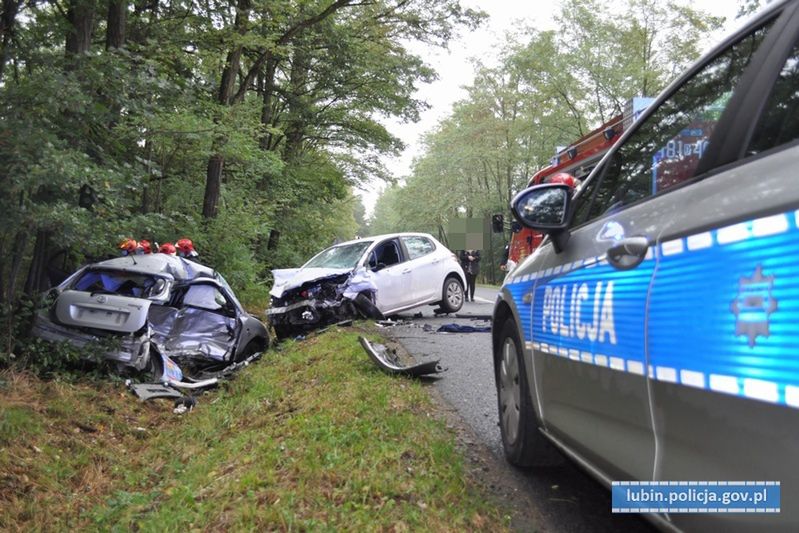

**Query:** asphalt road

left=387, top=286, right=653, bottom=533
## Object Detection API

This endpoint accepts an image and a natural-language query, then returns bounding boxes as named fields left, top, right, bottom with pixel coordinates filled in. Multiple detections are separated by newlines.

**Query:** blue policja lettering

left=542, top=282, right=616, bottom=344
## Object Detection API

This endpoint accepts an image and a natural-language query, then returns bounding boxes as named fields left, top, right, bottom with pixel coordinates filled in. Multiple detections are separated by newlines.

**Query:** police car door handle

left=605, top=236, right=650, bottom=271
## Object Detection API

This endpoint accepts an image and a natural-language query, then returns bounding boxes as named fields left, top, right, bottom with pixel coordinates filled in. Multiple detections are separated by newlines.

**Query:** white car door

left=400, top=235, right=441, bottom=303
left=367, top=238, right=414, bottom=313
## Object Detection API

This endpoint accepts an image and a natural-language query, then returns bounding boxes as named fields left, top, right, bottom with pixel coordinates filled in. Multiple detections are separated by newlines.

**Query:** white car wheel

left=440, top=277, right=464, bottom=313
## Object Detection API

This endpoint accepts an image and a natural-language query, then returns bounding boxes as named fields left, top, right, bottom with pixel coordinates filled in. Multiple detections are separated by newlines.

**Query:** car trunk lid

left=54, top=290, right=151, bottom=333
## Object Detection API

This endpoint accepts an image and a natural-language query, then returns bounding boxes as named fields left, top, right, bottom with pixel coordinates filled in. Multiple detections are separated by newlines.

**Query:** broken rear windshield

left=73, top=270, right=164, bottom=298
left=303, top=241, right=373, bottom=269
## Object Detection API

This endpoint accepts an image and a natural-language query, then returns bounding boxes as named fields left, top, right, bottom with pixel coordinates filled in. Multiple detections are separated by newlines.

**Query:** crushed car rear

left=31, top=253, right=269, bottom=384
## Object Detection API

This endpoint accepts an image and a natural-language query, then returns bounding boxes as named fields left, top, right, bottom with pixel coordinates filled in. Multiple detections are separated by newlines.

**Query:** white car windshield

left=304, top=241, right=373, bottom=269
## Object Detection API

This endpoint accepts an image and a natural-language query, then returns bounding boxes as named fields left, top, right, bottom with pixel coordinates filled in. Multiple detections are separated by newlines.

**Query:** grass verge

left=0, top=328, right=510, bottom=531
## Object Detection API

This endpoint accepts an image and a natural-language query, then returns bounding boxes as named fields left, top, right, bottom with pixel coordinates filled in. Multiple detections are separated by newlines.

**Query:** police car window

left=747, top=38, right=799, bottom=154
left=402, top=236, right=435, bottom=260
left=586, top=25, right=769, bottom=221
left=571, top=172, right=601, bottom=226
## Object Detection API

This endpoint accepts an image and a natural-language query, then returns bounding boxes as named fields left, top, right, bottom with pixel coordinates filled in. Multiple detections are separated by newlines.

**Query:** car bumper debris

left=358, top=336, right=444, bottom=377
left=127, top=382, right=185, bottom=401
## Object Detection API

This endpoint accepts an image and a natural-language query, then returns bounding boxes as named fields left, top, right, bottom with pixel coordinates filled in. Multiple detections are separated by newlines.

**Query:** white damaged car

left=267, top=233, right=466, bottom=338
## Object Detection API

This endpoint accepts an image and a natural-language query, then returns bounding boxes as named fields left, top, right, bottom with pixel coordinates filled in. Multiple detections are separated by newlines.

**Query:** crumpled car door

left=149, top=282, right=240, bottom=362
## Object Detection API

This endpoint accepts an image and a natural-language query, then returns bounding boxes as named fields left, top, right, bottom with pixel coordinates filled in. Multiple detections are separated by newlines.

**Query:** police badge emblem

left=730, top=265, right=778, bottom=347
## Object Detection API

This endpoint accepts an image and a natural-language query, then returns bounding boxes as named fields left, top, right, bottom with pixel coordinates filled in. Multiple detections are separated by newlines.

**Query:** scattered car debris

left=455, top=314, right=493, bottom=321
left=127, top=381, right=185, bottom=401
left=127, top=349, right=264, bottom=406
left=158, top=348, right=264, bottom=391
left=31, top=253, right=269, bottom=385
left=436, top=324, right=491, bottom=333
left=305, top=319, right=356, bottom=337
left=173, top=396, right=197, bottom=414
left=358, top=336, right=445, bottom=377
left=268, top=233, right=466, bottom=338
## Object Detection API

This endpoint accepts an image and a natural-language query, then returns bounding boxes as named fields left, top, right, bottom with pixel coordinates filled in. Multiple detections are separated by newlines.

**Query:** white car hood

left=270, top=267, right=353, bottom=298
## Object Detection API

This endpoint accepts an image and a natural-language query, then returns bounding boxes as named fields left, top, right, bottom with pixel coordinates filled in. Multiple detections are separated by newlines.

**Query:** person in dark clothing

left=459, top=249, right=481, bottom=302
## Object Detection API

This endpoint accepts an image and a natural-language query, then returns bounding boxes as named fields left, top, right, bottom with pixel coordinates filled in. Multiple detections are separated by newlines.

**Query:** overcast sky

left=359, top=0, right=744, bottom=216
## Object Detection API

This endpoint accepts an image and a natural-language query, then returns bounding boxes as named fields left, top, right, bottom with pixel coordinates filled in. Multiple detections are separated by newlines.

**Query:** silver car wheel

left=446, top=279, right=463, bottom=308
left=499, top=337, right=521, bottom=445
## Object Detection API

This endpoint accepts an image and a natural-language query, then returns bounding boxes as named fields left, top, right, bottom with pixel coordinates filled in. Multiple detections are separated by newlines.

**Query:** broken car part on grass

left=127, top=382, right=184, bottom=401
left=359, top=336, right=445, bottom=378
left=32, top=254, right=270, bottom=386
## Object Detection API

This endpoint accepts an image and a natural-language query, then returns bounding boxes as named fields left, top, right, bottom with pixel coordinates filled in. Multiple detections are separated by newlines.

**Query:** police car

left=492, top=1, right=799, bottom=530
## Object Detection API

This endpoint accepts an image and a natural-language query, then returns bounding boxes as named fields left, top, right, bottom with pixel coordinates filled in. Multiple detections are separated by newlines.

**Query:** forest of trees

left=0, top=0, right=481, bottom=316
left=368, top=0, right=739, bottom=281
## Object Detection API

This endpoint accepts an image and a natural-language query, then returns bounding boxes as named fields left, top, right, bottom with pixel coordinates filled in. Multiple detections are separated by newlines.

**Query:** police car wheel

left=495, top=320, right=561, bottom=467
left=440, top=276, right=464, bottom=313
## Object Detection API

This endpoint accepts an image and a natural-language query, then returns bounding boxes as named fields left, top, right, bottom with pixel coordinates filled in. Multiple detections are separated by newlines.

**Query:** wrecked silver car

left=31, top=254, right=269, bottom=383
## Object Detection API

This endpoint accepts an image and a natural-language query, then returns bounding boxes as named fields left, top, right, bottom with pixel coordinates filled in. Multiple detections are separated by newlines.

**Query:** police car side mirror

left=511, top=184, right=570, bottom=230
left=510, top=184, right=571, bottom=253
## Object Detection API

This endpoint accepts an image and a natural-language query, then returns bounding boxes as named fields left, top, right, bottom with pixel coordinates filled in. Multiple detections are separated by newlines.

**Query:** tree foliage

left=0, top=0, right=482, bottom=318
left=372, top=0, right=723, bottom=281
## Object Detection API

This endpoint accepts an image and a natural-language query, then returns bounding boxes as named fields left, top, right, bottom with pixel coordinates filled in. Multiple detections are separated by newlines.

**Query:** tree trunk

left=141, top=181, right=150, bottom=213
left=259, top=56, right=280, bottom=150
left=105, top=0, right=126, bottom=49
left=26, top=0, right=96, bottom=297
left=65, top=0, right=96, bottom=58
left=0, top=0, right=21, bottom=82
left=7, top=230, right=28, bottom=301
left=201, top=0, right=250, bottom=219
left=23, top=230, right=50, bottom=296
left=202, top=155, right=224, bottom=219
left=0, top=234, right=6, bottom=305
left=283, top=45, right=310, bottom=162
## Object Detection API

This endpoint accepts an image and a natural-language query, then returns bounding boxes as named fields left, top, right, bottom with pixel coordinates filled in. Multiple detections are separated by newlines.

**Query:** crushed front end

left=267, top=268, right=381, bottom=338
left=267, top=272, right=355, bottom=337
